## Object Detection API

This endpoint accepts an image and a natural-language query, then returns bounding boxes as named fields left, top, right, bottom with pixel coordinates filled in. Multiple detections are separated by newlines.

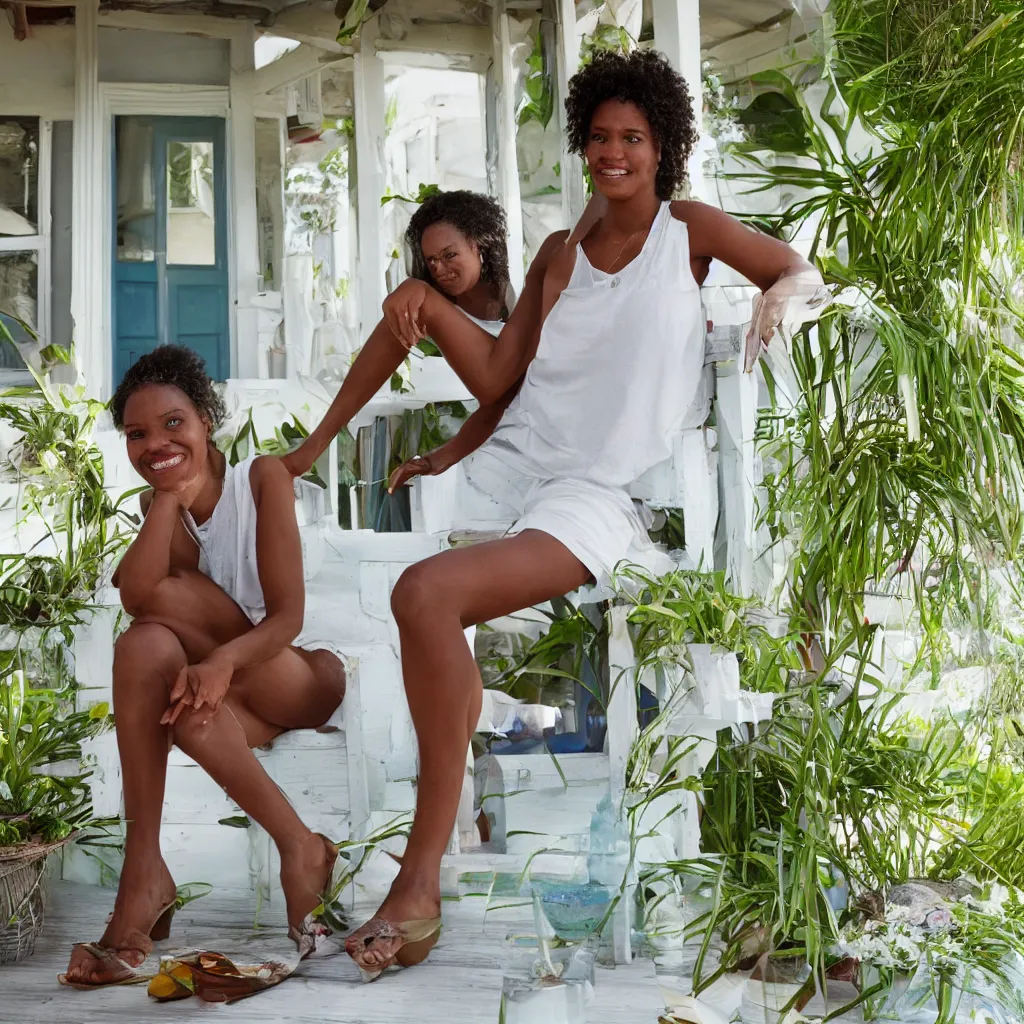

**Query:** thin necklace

left=603, top=206, right=660, bottom=272
left=606, top=228, right=642, bottom=273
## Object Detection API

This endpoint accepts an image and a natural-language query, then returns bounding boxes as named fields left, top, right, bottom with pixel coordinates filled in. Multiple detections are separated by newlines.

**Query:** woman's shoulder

left=534, top=229, right=572, bottom=265
left=670, top=199, right=727, bottom=225
left=249, top=453, right=293, bottom=491
left=669, top=199, right=740, bottom=237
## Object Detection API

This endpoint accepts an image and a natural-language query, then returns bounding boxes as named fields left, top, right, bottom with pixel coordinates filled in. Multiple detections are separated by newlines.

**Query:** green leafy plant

left=617, top=567, right=805, bottom=693
left=0, top=331, right=129, bottom=848
left=0, top=650, right=110, bottom=846
left=336, top=0, right=373, bottom=45
left=380, top=182, right=441, bottom=207
left=579, top=23, right=635, bottom=65
left=623, top=4, right=1024, bottom=1020
left=389, top=401, right=468, bottom=465
left=479, top=596, right=608, bottom=710
left=517, top=26, right=554, bottom=129
left=218, top=408, right=326, bottom=490
left=736, top=1, right=1024, bottom=642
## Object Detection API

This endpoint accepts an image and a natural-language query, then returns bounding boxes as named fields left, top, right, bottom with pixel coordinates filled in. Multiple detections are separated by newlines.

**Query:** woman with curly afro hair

left=62, top=345, right=346, bottom=989
left=287, top=189, right=519, bottom=493
left=282, top=50, right=827, bottom=980
left=405, top=189, right=512, bottom=316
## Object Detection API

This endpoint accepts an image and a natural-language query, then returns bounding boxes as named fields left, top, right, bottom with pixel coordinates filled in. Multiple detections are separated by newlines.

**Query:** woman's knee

left=170, top=703, right=222, bottom=755
left=310, top=649, right=346, bottom=706
left=114, top=622, right=185, bottom=683
left=391, top=561, right=452, bottom=626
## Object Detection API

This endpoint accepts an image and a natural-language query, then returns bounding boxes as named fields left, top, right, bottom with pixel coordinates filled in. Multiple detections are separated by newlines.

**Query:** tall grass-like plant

left=651, top=4, right=1024, bottom=1014
left=739, top=0, right=1024, bottom=641
left=617, top=567, right=805, bottom=692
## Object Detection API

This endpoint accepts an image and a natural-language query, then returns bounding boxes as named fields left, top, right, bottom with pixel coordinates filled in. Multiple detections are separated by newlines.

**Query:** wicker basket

left=0, top=836, right=72, bottom=965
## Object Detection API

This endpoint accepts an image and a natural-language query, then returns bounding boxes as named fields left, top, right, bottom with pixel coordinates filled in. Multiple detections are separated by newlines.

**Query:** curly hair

left=110, top=345, right=226, bottom=430
left=406, top=190, right=510, bottom=300
left=565, top=49, right=698, bottom=201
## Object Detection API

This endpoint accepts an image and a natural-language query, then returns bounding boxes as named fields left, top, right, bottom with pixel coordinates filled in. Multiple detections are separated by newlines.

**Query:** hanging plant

left=731, top=1, right=1024, bottom=640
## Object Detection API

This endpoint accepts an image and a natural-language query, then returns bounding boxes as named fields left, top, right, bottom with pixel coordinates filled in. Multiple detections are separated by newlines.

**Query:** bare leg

left=64, top=571, right=344, bottom=984
left=345, top=530, right=590, bottom=972
left=139, top=570, right=345, bottom=929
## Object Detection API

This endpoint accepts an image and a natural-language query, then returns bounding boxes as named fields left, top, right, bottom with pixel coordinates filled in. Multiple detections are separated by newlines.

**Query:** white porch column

left=71, top=0, right=107, bottom=396
left=652, top=0, right=706, bottom=200
left=353, top=17, right=387, bottom=339
left=554, top=0, right=585, bottom=228
left=607, top=605, right=639, bottom=964
left=715, top=363, right=758, bottom=596
left=229, top=27, right=261, bottom=379
left=491, top=1, right=525, bottom=296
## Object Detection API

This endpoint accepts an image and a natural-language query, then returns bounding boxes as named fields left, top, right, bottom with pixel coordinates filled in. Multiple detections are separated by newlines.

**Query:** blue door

left=113, top=116, right=229, bottom=385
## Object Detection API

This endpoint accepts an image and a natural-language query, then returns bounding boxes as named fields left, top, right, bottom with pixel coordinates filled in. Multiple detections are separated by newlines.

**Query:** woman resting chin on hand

left=60, top=345, right=346, bottom=990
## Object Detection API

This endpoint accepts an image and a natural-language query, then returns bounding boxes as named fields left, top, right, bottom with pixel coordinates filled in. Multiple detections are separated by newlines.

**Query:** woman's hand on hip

left=383, top=279, right=431, bottom=350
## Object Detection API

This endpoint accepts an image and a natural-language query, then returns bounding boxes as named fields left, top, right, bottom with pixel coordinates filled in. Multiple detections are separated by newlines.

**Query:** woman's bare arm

left=675, top=201, right=827, bottom=368
left=282, top=236, right=561, bottom=474
left=115, top=490, right=197, bottom=615
left=440, top=382, right=520, bottom=466
left=388, top=381, right=522, bottom=491
left=281, top=318, right=413, bottom=477
left=283, top=193, right=607, bottom=475
left=674, top=200, right=814, bottom=289
left=206, top=456, right=305, bottom=672
left=394, top=230, right=570, bottom=406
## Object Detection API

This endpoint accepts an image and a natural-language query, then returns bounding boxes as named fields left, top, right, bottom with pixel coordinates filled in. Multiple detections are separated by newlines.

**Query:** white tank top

left=492, top=202, right=705, bottom=488
left=182, top=454, right=268, bottom=625
left=461, top=308, right=504, bottom=337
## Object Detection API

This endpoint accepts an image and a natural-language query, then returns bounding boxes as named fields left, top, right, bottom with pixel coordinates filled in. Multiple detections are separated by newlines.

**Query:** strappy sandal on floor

left=58, top=903, right=175, bottom=990
left=344, top=916, right=443, bottom=983
left=147, top=835, right=346, bottom=1005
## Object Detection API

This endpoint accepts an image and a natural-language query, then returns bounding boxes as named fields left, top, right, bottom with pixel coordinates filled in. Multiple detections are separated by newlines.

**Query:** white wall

left=0, top=27, right=75, bottom=118
left=98, top=27, right=230, bottom=86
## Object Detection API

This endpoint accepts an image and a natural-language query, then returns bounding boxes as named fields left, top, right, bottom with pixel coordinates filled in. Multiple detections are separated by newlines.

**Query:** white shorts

left=460, top=439, right=660, bottom=591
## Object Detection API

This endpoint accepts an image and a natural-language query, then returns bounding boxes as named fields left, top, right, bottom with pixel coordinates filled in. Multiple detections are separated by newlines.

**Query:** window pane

left=50, top=121, right=74, bottom=355
left=0, top=251, right=36, bottom=372
left=116, top=117, right=156, bottom=263
left=166, top=140, right=216, bottom=265
left=0, top=117, right=39, bottom=238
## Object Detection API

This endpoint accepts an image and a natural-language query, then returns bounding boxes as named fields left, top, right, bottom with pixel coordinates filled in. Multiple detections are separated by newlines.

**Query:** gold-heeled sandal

left=58, top=902, right=176, bottom=990
left=345, top=916, right=443, bottom=983
left=287, top=834, right=343, bottom=957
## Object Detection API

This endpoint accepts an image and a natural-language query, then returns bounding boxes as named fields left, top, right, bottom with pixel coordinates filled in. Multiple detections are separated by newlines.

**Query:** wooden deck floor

left=3, top=881, right=666, bottom=1023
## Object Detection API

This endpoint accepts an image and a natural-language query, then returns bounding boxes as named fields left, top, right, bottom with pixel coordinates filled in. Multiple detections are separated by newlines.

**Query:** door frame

left=111, top=113, right=230, bottom=384
left=98, top=83, right=234, bottom=397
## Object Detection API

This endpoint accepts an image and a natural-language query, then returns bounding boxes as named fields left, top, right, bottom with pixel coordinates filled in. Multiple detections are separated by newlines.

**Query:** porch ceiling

left=5, top=0, right=808, bottom=73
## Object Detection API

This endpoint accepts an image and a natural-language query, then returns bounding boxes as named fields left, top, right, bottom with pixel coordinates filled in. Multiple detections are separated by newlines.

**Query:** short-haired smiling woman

left=284, top=49, right=827, bottom=980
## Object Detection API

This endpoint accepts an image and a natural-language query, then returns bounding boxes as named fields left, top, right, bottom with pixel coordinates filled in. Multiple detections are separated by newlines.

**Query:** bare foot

left=62, top=860, right=176, bottom=985
left=344, top=880, right=442, bottom=975
left=279, top=831, right=337, bottom=932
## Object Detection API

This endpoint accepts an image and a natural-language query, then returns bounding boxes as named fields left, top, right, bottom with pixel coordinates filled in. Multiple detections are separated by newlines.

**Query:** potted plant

left=0, top=332, right=131, bottom=961
left=0, top=649, right=110, bottom=963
